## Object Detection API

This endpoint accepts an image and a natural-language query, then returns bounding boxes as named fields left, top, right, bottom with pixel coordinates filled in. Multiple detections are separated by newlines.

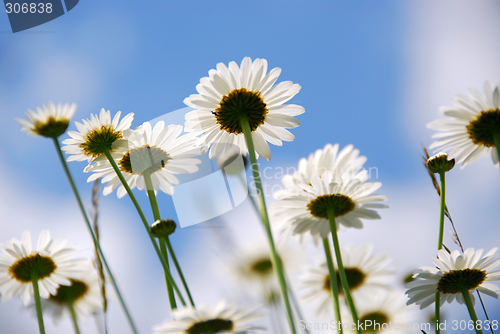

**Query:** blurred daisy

left=227, top=240, right=300, bottom=304
left=275, top=143, right=367, bottom=199
left=427, top=81, right=500, bottom=168
left=35, top=262, right=102, bottom=324
left=406, top=248, right=500, bottom=309
left=153, top=301, right=264, bottom=334
left=0, top=230, right=83, bottom=306
left=300, top=244, right=393, bottom=315
left=62, top=108, right=134, bottom=162
left=271, top=171, right=387, bottom=240
left=85, top=121, right=203, bottom=198
left=15, top=101, right=76, bottom=138
left=344, top=290, right=417, bottom=333
left=184, top=57, right=304, bottom=161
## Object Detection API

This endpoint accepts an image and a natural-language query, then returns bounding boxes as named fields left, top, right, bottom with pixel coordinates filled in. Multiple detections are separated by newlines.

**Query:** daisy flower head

left=0, top=230, right=84, bottom=306
left=427, top=81, right=500, bottom=168
left=38, top=262, right=103, bottom=323
left=344, top=290, right=417, bottom=333
left=184, top=57, right=304, bottom=161
left=271, top=170, right=388, bottom=240
left=299, top=244, right=393, bottom=315
left=274, top=143, right=367, bottom=199
left=85, top=121, right=203, bottom=198
left=62, top=108, right=134, bottom=162
left=426, top=152, right=455, bottom=174
left=406, top=248, right=500, bottom=309
left=15, top=101, right=77, bottom=138
left=153, top=301, right=264, bottom=334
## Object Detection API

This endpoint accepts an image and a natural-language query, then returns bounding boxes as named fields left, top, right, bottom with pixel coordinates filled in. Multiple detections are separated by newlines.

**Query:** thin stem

left=435, top=171, right=446, bottom=334
left=30, top=272, right=45, bottom=334
left=460, top=286, right=483, bottom=334
left=143, top=171, right=177, bottom=311
left=437, top=172, right=446, bottom=251
left=322, top=238, right=343, bottom=334
left=159, top=238, right=177, bottom=310
left=327, top=209, right=362, bottom=334
left=284, top=272, right=310, bottom=334
left=68, top=302, right=82, bottom=334
left=52, top=139, right=138, bottom=334
left=101, top=148, right=186, bottom=306
left=165, top=237, right=196, bottom=307
left=240, top=119, right=297, bottom=334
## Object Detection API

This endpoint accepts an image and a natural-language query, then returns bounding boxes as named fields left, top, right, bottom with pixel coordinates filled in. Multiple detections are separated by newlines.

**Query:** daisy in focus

left=427, top=81, right=500, bottom=168
left=406, top=248, right=500, bottom=309
left=15, top=101, right=76, bottom=138
left=274, top=143, right=367, bottom=199
left=300, top=244, right=393, bottom=315
left=153, top=301, right=264, bottom=334
left=0, top=230, right=83, bottom=306
left=271, top=170, right=388, bottom=240
left=62, top=108, right=134, bottom=162
left=85, top=121, right=203, bottom=197
left=344, top=290, right=417, bottom=333
left=39, top=262, right=103, bottom=324
left=184, top=57, right=304, bottom=161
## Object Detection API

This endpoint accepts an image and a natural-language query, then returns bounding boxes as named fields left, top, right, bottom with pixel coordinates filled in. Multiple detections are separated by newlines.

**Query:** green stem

left=68, top=302, right=81, bottom=334
left=159, top=238, right=177, bottom=310
left=460, top=286, right=483, bottom=334
left=102, top=148, right=186, bottom=306
left=52, top=139, right=139, bottom=334
left=30, top=272, right=45, bottom=334
left=437, top=172, right=446, bottom=251
left=240, top=119, right=297, bottom=334
left=143, top=171, right=177, bottom=311
left=322, top=238, right=343, bottom=334
left=435, top=171, right=446, bottom=334
left=494, top=131, right=500, bottom=168
left=327, top=209, right=362, bottom=334
left=165, top=237, right=196, bottom=307
left=284, top=271, right=310, bottom=334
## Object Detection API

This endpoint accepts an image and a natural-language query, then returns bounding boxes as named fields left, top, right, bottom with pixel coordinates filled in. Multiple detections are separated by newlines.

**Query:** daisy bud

left=426, top=153, right=455, bottom=173
left=151, top=219, right=177, bottom=238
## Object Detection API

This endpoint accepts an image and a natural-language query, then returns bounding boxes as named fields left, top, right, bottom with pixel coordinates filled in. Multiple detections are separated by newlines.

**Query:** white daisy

left=427, top=81, right=500, bottom=168
left=344, top=290, right=417, bottom=333
left=227, top=240, right=300, bottom=304
left=62, top=108, right=134, bottom=162
left=37, top=262, right=103, bottom=323
left=274, top=143, right=367, bottom=199
left=299, top=244, right=393, bottom=315
left=271, top=170, right=388, bottom=240
left=406, top=248, right=500, bottom=309
left=184, top=57, right=304, bottom=161
left=153, top=301, right=264, bottom=334
left=85, top=121, right=203, bottom=198
left=15, top=101, right=77, bottom=138
left=0, top=231, right=84, bottom=306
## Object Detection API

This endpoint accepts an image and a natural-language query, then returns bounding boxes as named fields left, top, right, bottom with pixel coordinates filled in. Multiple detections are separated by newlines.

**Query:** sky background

left=1, top=1, right=500, bottom=333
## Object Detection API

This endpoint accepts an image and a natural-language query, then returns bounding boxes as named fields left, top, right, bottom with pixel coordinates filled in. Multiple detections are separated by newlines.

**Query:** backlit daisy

left=274, top=143, right=367, bottom=199
left=15, top=101, right=76, bottom=138
left=85, top=121, right=203, bottom=198
left=427, top=81, right=500, bottom=168
left=406, top=248, right=500, bottom=309
left=0, top=230, right=84, bottom=306
left=300, top=244, right=393, bottom=315
left=271, top=171, right=388, bottom=240
left=153, top=301, right=264, bottom=334
left=62, top=108, right=134, bottom=162
left=38, top=262, right=103, bottom=323
left=184, top=57, right=304, bottom=161
left=344, top=290, right=417, bottom=333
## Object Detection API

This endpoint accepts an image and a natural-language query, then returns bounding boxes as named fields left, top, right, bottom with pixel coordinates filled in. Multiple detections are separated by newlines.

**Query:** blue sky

left=1, top=1, right=500, bottom=333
